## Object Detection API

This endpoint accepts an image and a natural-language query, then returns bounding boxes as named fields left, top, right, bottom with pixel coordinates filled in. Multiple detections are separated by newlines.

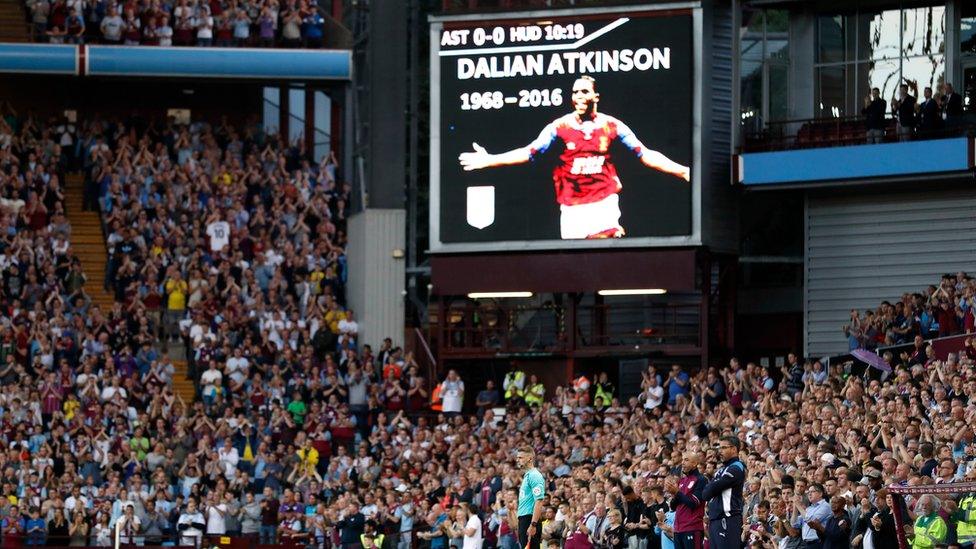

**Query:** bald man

left=664, top=452, right=707, bottom=549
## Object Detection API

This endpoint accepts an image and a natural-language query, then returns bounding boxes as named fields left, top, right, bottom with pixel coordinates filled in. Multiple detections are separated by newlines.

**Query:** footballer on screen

left=459, top=75, right=690, bottom=239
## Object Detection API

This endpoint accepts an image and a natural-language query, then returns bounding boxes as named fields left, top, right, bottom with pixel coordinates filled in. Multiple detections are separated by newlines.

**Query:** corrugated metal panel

left=705, top=2, right=738, bottom=252
left=347, top=210, right=407, bottom=348
left=804, top=190, right=976, bottom=357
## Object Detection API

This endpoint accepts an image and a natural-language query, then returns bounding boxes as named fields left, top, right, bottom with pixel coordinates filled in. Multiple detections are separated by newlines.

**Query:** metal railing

left=742, top=114, right=976, bottom=152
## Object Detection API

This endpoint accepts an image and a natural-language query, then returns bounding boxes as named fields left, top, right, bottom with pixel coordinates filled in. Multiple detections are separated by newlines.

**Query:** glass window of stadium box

left=962, top=4, right=976, bottom=112
left=814, top=3, right=945, bottom=119
left=740, top=8, right=790, bottom=135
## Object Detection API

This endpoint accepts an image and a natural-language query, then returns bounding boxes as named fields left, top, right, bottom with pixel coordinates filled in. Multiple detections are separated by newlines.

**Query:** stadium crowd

left=24, top=0, right=327, bottom=48
left=844, top=272, right=976, bottom=351
left=1, top=109, right=976, bottom=549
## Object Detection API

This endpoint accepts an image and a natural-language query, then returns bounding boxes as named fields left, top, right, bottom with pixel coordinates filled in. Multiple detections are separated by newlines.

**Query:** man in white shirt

left=206, top=218, right=230, bottom=253
left=641, top=375, right=664, bottom=411
left=200, top=362, right=223, bottom=406
left=99, top=378, right=127, bottom=403
left=204, top=493, right=228, bottom=535
left=217, top=439, right=240, bottom=479
left=338, top=310, right=359, bottom=337
left=225, top=348, right=249, bottom=386
left=64, top=486, right=88, bottom=515
left=100, top=5, right=123, bottom=42
left=177, top=501, right=205, bottom=547
left=118, top=504, right=142, bottom=545
left=462, top=508, right=483, bottom=549
left=440, top=370, right=465, bottom=415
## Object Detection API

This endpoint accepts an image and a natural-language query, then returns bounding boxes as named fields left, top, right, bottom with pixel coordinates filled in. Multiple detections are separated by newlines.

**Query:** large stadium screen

left=431, top=9, right=694, bottom=252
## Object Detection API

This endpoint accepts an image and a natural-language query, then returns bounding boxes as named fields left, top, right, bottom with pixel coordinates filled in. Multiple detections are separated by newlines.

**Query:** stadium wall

left=348, top=209, right=407, bottom=350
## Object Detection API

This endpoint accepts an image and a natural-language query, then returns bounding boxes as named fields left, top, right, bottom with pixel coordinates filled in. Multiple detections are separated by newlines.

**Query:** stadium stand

left=1, top=110, right=975, bottom=549
left=22, top=0, right=328, bottom=47
left=2, top=3, right=976, bottom=549
left=845, top=273, right=976, bottom=351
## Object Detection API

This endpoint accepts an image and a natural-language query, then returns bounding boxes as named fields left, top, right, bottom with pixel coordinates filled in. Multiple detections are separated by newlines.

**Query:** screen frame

left=429, top=2, right=703, bottom=254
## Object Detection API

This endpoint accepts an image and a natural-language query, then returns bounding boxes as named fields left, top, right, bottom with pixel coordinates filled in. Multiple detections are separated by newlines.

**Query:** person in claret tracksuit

left=664, top=453, right=707, bottom=549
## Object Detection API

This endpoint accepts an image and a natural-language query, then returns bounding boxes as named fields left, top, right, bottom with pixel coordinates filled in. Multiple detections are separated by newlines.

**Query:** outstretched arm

left=640, top=151, right=690, bottom=181
left=458, top=123, right=558, bottom=171
left=617, top=120, right=690, bottom=182
left=458, top=143, right=532, bottom=171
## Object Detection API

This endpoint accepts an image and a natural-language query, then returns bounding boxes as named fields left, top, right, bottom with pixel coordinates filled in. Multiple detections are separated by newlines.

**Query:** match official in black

left=702, top=437, right=746, bottom=549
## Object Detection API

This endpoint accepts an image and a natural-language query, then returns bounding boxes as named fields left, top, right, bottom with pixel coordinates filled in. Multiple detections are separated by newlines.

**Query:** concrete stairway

left=0, top=0, right=29, bottom=43
left=63, top=174, right=114, bottom=312
left=172, top=360, right=196, bottom=402
left=64, top=174, right=198, bottom=403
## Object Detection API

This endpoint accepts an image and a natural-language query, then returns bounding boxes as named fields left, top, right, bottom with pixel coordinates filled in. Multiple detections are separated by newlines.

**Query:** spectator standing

left=65, top=7, right=85, bottom=43
left=117, top=504, right=141, bottom=545
left=30, top=0, right=50, bottom=42
left=806, top=497, right=850, bottom=549
left=158, top=16, right=173, bottom=46
left=194, top=5, right=214, bottom=46
left=121, top=8, right=141, bottom=44
left=666, top=365, right=689, bottom=406
left=863, top=490, right=897, bottom=549
left=280, top=8, right=301, bottom=47
left=177, top=500, right=206, bottom=547
left=524, top=374, right=545, bottom=407
left=48, top=511, right=69, bottom=545
left=654, top=508, right=676, bottom=549
left=440, top=369, right=464, bottom=416
left=393, top=492, right=415, bottom=549
left=796, top=484, right=831, bottom=549
left=163, top=270, right=187, bottom=341
left=142, top=17, right=159, bottom=45
left=338, top=502, right=366, bottom=549
left=504, top=366, right=526, bottom=404
left=302, top=8, right=324, bottom=48
left=942, top=83, right=964, bottom=126
left=891, top=82, right=917, bottom=141
left=214, top=13, right=233, bottom=46
left=474, top=379, right=499, bottom=418
left=232, top=10, right=251, bottom=46
left=68, top=511, right=89, bottom=546
left=619, top=486, right=645, bottom=549
left=346, top=362, right=370, bottom=427
left=593, top=371, right=614, bottom=409
left=257, top=7, right=275, bottom=46
left=640, top=369, right=664, bottom=412
left=862, top=88, right=886, bottom=144
left=205, top=492, right=228, bottom=537
left=783, top=353, right=804, bottom=398
left=917, top=86, right=943, bottom=136
left=259, top=496, right=278, bottom=544
left=241, top=493, right=261, bottom=538
left=173, top=0, right=194, bottom=44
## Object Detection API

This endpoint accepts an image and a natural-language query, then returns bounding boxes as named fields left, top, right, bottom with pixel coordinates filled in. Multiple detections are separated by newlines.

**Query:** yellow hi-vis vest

left=524, top=383, right=545, bottom=405
left=504, top=371, right=525, bottom=399
left=594, top=383, right=613, bottom=408
left=361, top=533, right=385, bottom=548
left=956, top=493, right=976, bottom=545
left=911, top=513, right=947, bottom=549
